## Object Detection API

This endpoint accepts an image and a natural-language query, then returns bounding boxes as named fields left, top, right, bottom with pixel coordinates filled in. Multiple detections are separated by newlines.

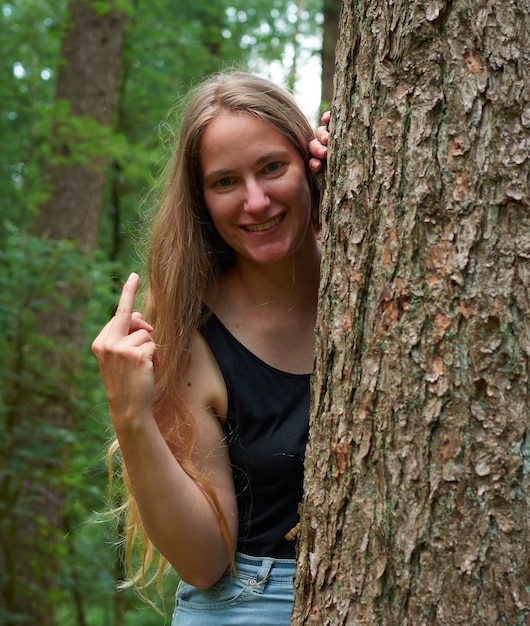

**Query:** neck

left=210, top=239, right=321, bottom=316
left=245, top=237, right=320, bottom=302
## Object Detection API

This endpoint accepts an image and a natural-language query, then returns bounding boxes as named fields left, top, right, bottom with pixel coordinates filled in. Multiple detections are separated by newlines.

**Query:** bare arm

left=92, top=273, right=237, bottom=589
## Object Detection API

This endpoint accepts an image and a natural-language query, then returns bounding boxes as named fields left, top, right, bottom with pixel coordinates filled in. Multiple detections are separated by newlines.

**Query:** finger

left=129, top=316, right=153, bottom=333
left=315, top=127, right=329, bottom=146
left=119, top=328, right=156, bottom=351
left=92, top=318, right=149, bottom=357
left=321, top=110, right=331, bottom=126
left=95, top=273, right=139, bottom=347
left=101, top=329, right=157, bottom=374
left=309, top=138, right=327, bottom=158
left=107, top=273, right=141, bottom=338
left=114, top=272, right=139, bottom=318
left=308, top=157, right=324, bottom=173
left=92, top=275, right=143, bottom=355
left=92, top=313, right=121, bottom=352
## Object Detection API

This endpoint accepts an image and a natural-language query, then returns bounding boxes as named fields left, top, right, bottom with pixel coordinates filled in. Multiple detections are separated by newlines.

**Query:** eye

left=264, top=161, right=283, bottom=174
left=214, top=176, right=234, bottom=189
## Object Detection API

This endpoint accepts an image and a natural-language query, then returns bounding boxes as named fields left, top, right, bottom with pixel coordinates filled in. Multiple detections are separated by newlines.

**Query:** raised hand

left=92, top=272, right=157, bottom=429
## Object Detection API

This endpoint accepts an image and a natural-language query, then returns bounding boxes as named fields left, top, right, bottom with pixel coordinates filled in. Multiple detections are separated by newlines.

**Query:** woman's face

left=200, top=112, right=314, bottom=268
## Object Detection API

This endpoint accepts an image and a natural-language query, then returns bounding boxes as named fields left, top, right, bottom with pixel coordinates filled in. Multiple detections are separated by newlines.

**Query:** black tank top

left=201, top=314, right=310, bottom=559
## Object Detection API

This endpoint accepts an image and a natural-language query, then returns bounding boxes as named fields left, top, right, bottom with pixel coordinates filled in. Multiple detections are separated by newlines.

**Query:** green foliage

left=44, top=100, right=131, bottom=168
left=0, top=0, right=68, bottom=230
left=0, top=226, right=118, bottom=623
left=90, top=0, right=135, bottom=17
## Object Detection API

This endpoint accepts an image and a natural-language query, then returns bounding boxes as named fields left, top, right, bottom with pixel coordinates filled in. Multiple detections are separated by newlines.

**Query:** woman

left=92, top=72, right=329, bottom=624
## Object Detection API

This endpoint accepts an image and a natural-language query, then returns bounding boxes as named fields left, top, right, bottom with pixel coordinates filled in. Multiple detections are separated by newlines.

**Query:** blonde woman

left=92, top=72, right=328, bottom=625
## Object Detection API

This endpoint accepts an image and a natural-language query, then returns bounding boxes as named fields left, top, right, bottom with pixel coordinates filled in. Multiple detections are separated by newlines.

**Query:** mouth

left=243, top=214, right=284, bottom=232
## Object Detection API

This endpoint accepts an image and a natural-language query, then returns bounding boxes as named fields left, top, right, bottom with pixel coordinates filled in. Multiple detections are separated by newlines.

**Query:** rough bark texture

left=293, top=0, right=529, bottom=624
left=3, top=2, right=127, bottom=624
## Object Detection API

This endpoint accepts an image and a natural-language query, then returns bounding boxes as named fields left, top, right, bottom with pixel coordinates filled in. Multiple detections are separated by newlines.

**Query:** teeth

left=245, top=215, right=282, bottom=232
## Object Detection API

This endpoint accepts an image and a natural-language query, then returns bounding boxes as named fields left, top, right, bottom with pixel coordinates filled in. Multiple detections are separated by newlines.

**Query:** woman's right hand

left=93, top=274, right=237, bottom=587
left=92, top=272, right=157, bottom=429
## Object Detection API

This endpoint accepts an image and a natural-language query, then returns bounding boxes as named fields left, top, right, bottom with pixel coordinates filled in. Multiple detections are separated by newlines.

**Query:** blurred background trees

left=0, top=0, right=337, bottom=624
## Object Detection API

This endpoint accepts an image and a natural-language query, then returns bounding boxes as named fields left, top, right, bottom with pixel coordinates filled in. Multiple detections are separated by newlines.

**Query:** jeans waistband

left=233, top=552, right=295, bottom=585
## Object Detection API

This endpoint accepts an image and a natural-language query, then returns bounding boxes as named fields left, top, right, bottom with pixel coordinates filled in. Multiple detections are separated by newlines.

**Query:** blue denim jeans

left=171, top=552, right=296, bottom=625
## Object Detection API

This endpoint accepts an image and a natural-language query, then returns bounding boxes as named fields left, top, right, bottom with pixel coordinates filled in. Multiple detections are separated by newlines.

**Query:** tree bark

left=1, top=2, right=127, bottom=624
left=293, top=0, right=529, bottom=624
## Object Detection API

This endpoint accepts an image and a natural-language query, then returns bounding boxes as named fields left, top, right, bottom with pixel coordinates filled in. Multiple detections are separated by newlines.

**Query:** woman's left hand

left=309, top=110, right=330, bottom=173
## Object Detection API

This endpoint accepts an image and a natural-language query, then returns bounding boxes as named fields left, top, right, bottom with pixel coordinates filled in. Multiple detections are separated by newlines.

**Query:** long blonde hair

left=113, top=71, right=320, bottom=597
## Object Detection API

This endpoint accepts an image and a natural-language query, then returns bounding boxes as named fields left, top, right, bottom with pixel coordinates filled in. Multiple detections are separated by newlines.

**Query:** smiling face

left=200, top=112, right=315, bottom=269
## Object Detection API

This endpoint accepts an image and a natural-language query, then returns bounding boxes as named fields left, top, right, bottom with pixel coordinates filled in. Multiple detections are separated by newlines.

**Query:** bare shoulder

left=178, top=330, right=231, bottom=477
left=179, top=330, right=228, bottom=425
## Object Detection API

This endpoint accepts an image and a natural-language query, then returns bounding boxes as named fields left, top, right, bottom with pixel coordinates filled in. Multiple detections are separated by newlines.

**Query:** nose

left=243, top=178, right=270, bottom=214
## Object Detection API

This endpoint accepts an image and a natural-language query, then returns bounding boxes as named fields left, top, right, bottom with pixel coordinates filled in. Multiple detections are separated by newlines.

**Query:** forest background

left=0, top=1, right=338, bottom=624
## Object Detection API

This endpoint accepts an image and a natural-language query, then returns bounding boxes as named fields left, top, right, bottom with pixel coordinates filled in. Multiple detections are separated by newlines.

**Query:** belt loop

left=252, top=558, right=274, bottom=595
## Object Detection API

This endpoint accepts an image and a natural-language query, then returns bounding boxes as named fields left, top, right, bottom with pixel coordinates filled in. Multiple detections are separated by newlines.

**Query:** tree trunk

left=32, top=0, right=128, bottom=245
left=293, top=0, right=529, bottom=624
left=320, top=0, right=340, bottom=107
left=2, top=2, right=127, bottom=624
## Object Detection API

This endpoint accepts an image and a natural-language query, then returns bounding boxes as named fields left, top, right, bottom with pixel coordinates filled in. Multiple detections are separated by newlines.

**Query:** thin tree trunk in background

left=1, top=2, right=127, bottom=624
left=32, top=0, right=127, bottom=245
left=320, top=0, right=340, bottom=107
left=286, top=0, right=305, bottom=93
left=294, top=0, right=529, bottom=623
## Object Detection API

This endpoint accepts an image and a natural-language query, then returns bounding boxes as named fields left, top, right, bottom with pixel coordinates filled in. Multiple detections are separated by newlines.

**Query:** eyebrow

left=202, top=149, right=292, bottom=185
